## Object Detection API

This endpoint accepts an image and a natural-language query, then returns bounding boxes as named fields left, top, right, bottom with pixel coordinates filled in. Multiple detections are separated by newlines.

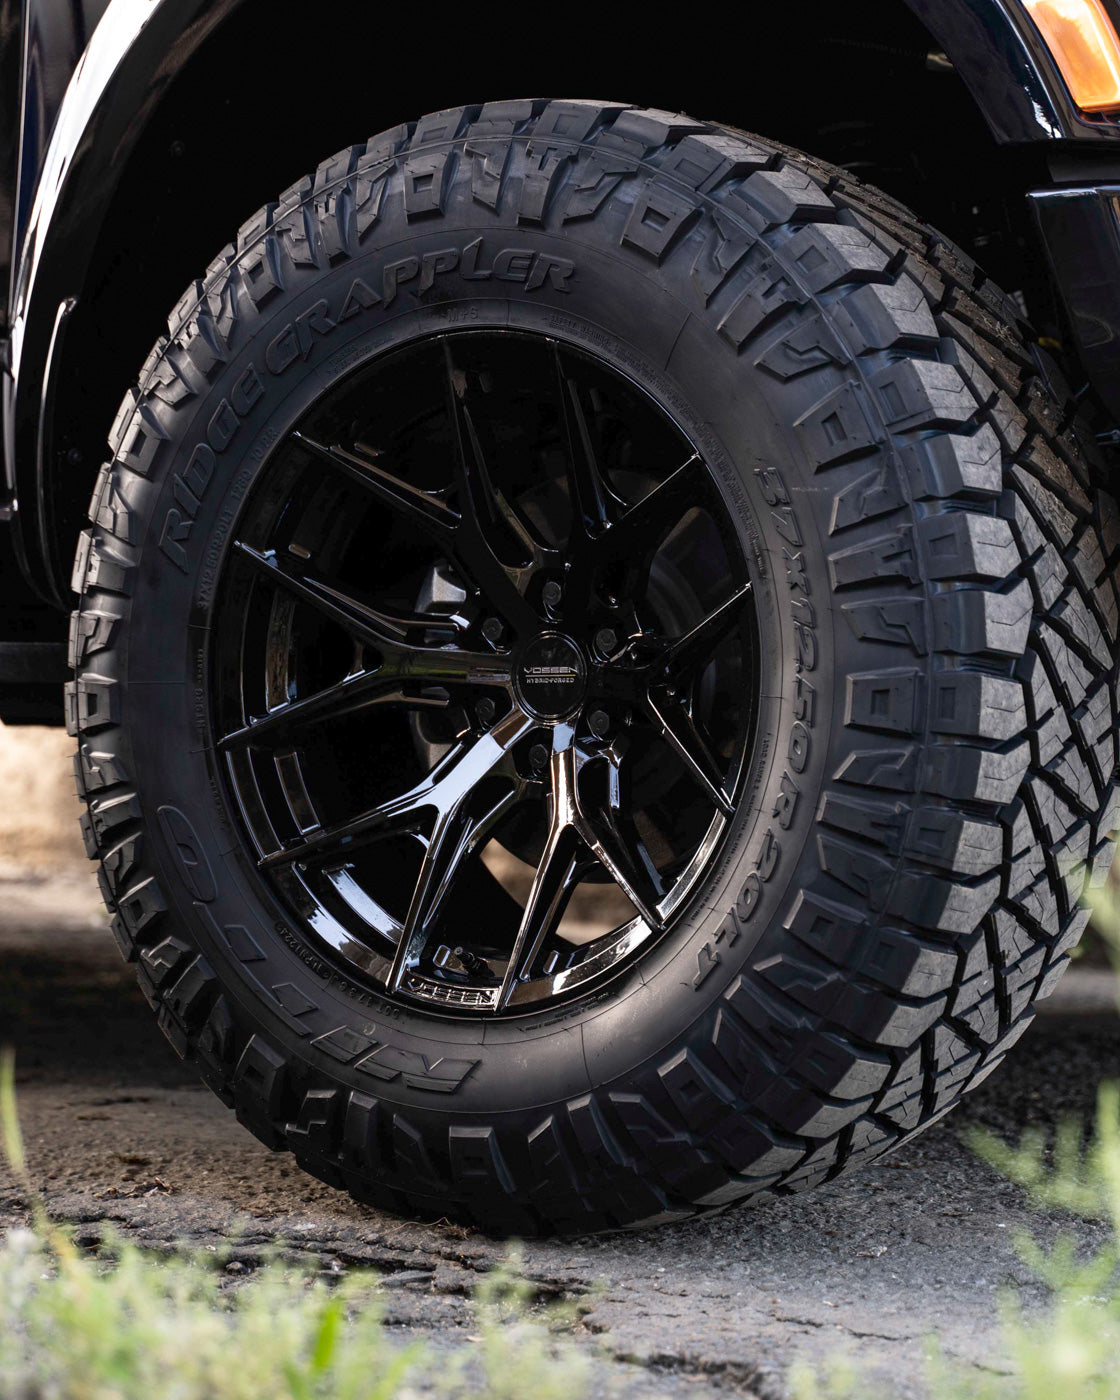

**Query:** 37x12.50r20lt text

left=4, top=4, right=1120, bottom=1233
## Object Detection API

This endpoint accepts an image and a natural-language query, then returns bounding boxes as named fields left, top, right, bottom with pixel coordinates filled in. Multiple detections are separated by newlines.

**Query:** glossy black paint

left=1031, top=185, right=1120, bottom=419
left=905, top=0, right=1120, bottom=143
left=0, top=0, right=110, bottom=332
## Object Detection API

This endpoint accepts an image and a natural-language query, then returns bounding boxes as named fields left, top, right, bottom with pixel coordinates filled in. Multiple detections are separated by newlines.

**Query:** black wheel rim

left=210, top=330, right=760, bottom=1014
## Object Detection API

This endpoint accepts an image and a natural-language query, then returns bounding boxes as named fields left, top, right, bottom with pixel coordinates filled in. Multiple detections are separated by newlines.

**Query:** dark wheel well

left=42, top=0, right=1046, bottom=597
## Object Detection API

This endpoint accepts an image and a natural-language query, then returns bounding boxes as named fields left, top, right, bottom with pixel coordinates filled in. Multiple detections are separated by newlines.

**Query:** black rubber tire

left=69, top=100, right=1120, bottom=1235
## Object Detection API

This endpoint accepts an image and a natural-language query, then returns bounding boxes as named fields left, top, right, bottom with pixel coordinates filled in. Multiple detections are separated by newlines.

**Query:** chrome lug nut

left=481, top=616, right=504, bottom=645
left=541, top=579, right=563, bottom=610
left=476, top=696, right=496, bottom=726
left=529, top=742, right=550, bottom=772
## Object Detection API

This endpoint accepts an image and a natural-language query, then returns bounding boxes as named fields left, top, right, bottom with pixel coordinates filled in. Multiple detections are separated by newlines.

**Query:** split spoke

left=498, top=732, right=665, bottom=1007
left=233, top=541, right=439, bottom=654
left=553, top=344, right=625, bottom=542
left=443, top=343, right=555, bottom=631
left=644, top=687, right=734, bottom=816
left=259, top=709, right=534, bottom=875
left=292, top=431, right=459, bottom=545
left=218, top=668, right=447, bottom=753
left=387, top=767, right=528, bottom=991
left=665, top=583, right=753, bottom=677
left=499, top=742, right=586, bottom=1006
left=596, top=453, right=706, bottom=563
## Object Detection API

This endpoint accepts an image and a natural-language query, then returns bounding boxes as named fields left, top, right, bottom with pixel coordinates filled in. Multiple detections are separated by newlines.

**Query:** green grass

left=0, top=1050, right=598, bottom=1400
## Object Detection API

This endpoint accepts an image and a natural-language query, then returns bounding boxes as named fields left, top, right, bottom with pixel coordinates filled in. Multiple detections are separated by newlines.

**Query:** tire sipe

left=69, top=101, right=1120, bottom=1234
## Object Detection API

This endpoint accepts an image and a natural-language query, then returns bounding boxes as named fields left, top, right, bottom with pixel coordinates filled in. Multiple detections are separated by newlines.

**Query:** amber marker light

left=1024, top=0, right=1120, bottom=113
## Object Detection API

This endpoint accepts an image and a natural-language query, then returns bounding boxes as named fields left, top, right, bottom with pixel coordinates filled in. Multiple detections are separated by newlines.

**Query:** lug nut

left=481, top=616, right=504, bottom=645
left=476, top=696, right=496, bottom=726
left=541, top=579, right=563, bottom=610
left=588, top=708, right=611, bottom=739
left=594, top=626, right=618, bottom=658
left=529, top=742, right=550, bottom=772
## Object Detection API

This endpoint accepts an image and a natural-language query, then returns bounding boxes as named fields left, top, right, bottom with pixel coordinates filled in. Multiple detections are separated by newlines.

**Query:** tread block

left=1012, top=464, right=1075, bottom=542
left=917, top=513, right=1018, bottom=581
left=925, top=739, right=1030, bottom=805
left=621, top=182, right=700, bottom=262
left=889, top=869, right=1000, bottom=933
left=829, top=527, right=919, bottom=589
left=846, top=669, right=921, bottom=734
left=904, top=809, right=1003, bottom=876
left=796, top=382, right=878, bottom=468
left=449, top=1126, right=516, bottom=1194
left=1053, top=589, right=1112, bottom=669
left=286, top=1089, right=340, bottom=1155
left=833, top=745, right=920, bottom=790
left=755, top=313, right=848, bottom=381
left=930, top=579, right=1032, bottom=656
left=820, top=793, right=907, bottom=852
left=831, top=276, right=938, bottom=351
left=930, top=672, right=1025, bottom=739
left=872, top=361, right=978, bottom=431
left=901, top=426, right=1002, bottom=500
left=233, top=1034, right=286, bottom=1116
left=783, top=222, right=889, bottom=292
left=828, top=463, right=906, bottom=533
left=736, top=166, right=836, bottom=229
left=817, top=832, right=895, bottom=905
left=718, top=255, right=807, bottom=349
left=842, top=596, right=927, bottom=652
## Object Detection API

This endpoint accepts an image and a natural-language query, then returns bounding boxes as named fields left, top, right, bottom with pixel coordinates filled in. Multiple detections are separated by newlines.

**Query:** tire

left=69, top=100, right=1120, bottom=1235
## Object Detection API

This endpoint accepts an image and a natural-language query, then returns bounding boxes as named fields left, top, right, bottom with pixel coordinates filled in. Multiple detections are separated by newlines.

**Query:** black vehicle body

left=1, top=0, right=1120, bottom=728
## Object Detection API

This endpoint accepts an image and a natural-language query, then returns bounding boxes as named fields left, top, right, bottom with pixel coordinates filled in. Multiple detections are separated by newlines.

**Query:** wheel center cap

left=515, top=633, right=587, bottom=721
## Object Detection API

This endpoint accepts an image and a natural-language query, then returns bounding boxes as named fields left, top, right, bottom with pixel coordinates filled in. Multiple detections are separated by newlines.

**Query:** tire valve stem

left=453, top=945, right=489, bottom=976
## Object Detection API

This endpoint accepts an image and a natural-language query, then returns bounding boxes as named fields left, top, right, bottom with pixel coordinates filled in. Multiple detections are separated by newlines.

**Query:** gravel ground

left=1, top=868, right=1118, bottom=1399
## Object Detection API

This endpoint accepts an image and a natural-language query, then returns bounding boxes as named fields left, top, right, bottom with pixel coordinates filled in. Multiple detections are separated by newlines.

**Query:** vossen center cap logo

left=515, top=634, right=587, bottom=720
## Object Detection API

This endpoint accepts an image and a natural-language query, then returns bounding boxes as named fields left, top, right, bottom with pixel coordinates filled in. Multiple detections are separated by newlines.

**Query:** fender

left=2, top=0, right=238, bottom=603
left=903, top=0, right=1120, bottom=143
left=3, top=0, right=1119, bottom=606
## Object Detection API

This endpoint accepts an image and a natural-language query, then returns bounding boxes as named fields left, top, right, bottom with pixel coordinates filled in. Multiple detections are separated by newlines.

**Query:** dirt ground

left=2, top=723, right=1118, bottom=1398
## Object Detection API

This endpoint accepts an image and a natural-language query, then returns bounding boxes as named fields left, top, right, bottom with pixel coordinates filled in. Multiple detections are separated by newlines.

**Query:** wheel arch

left=5, top=0, right=1115, bottom=607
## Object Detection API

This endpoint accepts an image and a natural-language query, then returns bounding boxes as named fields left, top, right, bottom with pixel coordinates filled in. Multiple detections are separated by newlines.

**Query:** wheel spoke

left=499, top=743, right=586, bottom=1006
left=665, top=583, right=753, bottom=677
left=218, top=668, right=449, bottom=753
left=442, top=343, right=555, bottom=629
left=596, top=454, right=708, bottom=583
left=387, top=771, right=528, bottom=991
left=579, top=799, right=665, bottom=931
left=643, top=687, right=734, bottom=815
left=292, top=431, right=459, bottom=545
left=498, top=731, right=666, bottom=1007
left=564, top=451, right=707, bottom=620
left=233, top=541, right=436, bottom=653
left=259, top=709, right=534, bottom=872
left=553, top=344, right=625, bottom=542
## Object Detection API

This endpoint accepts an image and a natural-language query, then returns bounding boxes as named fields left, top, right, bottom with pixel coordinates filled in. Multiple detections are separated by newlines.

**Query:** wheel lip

left=204, top=319, right=766, bottom=1022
